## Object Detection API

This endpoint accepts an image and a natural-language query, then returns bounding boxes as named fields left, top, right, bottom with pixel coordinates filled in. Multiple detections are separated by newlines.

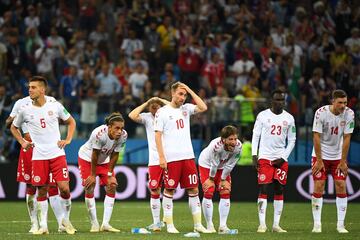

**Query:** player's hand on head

left=84, top=175, right=96, bottom=189
left=57, top=139, right=70, bottom=149
left=336, top=161, right=348, bottom=177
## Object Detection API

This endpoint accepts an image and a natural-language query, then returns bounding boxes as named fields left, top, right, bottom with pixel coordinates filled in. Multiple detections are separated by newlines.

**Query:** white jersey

left=78, top=125, right=127, bottom=165
left=13, top=98, right=70, bottom=160
left=154, top=103, right=196, bottom=163
left=10, top=96, right=56, bottom=133
left=139, top=112, right=158, bottom=166
left=252, top=109, right=296, bottom=161
left=312, top=105, right=355, bottom=160
left=199, top=137, right=242, bottom=179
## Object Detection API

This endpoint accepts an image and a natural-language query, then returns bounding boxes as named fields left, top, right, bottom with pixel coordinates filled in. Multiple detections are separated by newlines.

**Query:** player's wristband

left=107, top=172, right=113, bottom=177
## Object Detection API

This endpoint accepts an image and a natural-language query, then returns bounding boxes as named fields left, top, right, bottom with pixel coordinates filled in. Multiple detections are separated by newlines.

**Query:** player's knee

left=203, top=193, right=213, bottom=199
left=26, top=185, right=36, bottom=195
left=335, top=180, right=346, bottom=194
left=48, top=186, right=59, bottom=197
left=187, top=187, right=199, bottom=196
left=164, top=188, right=175, bottom=197
left=273, top=183, right=284, bottom=196
left=151, top=188, right=161, bottom=196
left=219, top=190, right=230, bottom=199
left=37, top=186, right=48, bottom=197
left=314, top=180, right=325, bottom=193
left=106, top=186, right=116, bottom=195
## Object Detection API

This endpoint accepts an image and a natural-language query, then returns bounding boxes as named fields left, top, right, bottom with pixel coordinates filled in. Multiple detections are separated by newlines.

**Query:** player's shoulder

left=140, top=112, right=152, bottom=120
left=92, top=125, right=108, bottom=140
left=315, top=105, right=329, bottom=114
left=211, top=137, right=224, bottom=151
left=235, top=139, right=242, bottom=150
left=45, top=95, right=57, bottom=103
left=256, top=109, right=270, bottom=119
left=121, top=129, right=128, bottom=140
left=344, top=107, right=354, bottom=117
left=282, top=110, right=295, bottom=121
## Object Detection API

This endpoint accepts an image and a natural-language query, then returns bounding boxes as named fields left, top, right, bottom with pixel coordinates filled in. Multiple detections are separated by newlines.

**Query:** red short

left=78, top=158, right=114, bottom=186
left=32, top=156, right=69, bottom=186
left=163, top=159, right=198, bottom=189
left=199, top=166, right=231, bottom=195
left=257, top=159, right=288, bottom=185
left=17, top=146, right=33, bottom=183
left=148, top=165, right=163, bottom=189
left=311, top=157, right=346, bottom=181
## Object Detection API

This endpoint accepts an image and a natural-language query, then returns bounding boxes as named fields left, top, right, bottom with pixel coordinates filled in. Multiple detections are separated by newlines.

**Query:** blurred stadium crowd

left=0, top=0, right=359, bottom=162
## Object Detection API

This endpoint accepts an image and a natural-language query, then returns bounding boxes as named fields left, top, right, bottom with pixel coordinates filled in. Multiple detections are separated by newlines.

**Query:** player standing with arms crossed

left=6, top=95, right=65, bottom=233
left=78, top=112, right=127, bottom=233
left=199, top=125, right=242, bottom=234
left=155, top=82, right=210, bottom=233
left=11, top=76, right=76, bottom=235
left=252, top=89, right=296, bottom=233
left=311, top=90, right=355, bottom=233
left=128, top=97, right=169, bottom=231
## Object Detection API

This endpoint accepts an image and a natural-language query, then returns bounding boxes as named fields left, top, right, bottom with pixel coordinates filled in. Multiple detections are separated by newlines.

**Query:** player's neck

left=32, top=96, right=46, bottom=107
left=170, top=101, right=180, bottom=108
left=329, top=105, right=340, bottom=115
left=270, top=108, right=282, bottom=115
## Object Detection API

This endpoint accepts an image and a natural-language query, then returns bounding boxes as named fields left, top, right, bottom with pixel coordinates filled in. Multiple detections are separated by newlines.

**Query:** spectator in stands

left=202, top=52, right=225, bottom=95
left=59, top=66, right=81, bottom=112
left=83, top=41, right=101, bottom=70
left=121, top=29, right=143, bottom=62
left=231, top=50, right=255, bottom=93
left=129, top=50, right=149, bottom=74
left=157, top=15, right=179, bottom=67
left=128, top=64, right=149, bottom=99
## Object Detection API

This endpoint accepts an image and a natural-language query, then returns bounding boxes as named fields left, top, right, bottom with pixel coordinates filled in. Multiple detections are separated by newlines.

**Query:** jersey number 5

left=40, top=118, right=46, bottom=128
left=271, top=125, right=282, bottom=135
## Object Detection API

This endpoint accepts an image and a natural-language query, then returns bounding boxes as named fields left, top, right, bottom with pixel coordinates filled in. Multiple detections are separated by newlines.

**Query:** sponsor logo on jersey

left=48, top=111, right=53, bottom=116
left=283, top=121, right=288, bottom=126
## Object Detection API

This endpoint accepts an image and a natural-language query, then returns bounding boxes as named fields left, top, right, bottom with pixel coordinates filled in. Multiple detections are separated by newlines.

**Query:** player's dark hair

left=29, top=76, right=48, bottom=88
left=105, top=112, right=124, bottom=125
left=332, top=89, right=347, bottom=100
left=271, top=88, right=284, bottom=98
left=220, top=125, right=238, bottom=139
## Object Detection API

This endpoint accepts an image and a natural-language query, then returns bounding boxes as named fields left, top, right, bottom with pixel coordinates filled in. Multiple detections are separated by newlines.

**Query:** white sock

left=189, top=195, right=202, bottom=227
left=202, top=198, right=214, bottom=228
left=37, top=199, right=48, bottom=230
left=85, top=197, right=99, bottom=226
left=257, top=197, right=267, bottom=226
left=336, top=196, right=347, bottom=228
left=26, top=194, right=38, bottom=227
left=150, top=197, right=161, bottom=224
left=102, top=195, right=115, bottom=226
left=219, top=198, right=230, bottom=228
left=311, top=196, right=323, bottom=226
left=162, top=195, right=174, bottom=227
left=60, top=197, right=72, bottom=221
left=273, top=200, right=283, bottom=227
left=49, top=195, right=63, bottom=227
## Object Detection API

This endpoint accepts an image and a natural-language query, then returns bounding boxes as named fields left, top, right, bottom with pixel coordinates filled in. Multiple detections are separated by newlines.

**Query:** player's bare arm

left=5, top=116, right=14, bottom=129
left=202, top=178, right=215, bottom=192
left=312, top=132, right=324, bottom=175
left=58, top=116, right=76, bottom=149
left=10, top=124, right=33, bottom=150
left=337, top=133, right=351, bottom=177
left=85, top=149, right=100, bottom=189
left=155, top=130, right=167, bottom=169
left=179, top=83, right=207, bottom=113
left=107, top=151, right=120, bottom=187
left=129, top=100, right=150, bottom=123
left=252, top=155, right=259, bottom=171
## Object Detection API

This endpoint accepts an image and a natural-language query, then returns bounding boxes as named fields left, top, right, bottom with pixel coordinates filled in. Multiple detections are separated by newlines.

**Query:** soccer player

left=128, top=97, right=169, bottom=231
left=155, top=82, right=210, bottom=233
left=10, top=76, right=77, bottom=235
left=311, top=90, right=354, bottom=233
left=252, top=89, right=296, bottom=233
left=78, top=112, right=127, bottom=233
left=6, top=96, right=64, bottom=233
left=199, top=125, right=242, bottom=234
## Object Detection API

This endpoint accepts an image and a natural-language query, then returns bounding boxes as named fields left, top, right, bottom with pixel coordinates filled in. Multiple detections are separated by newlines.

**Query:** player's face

left=149, top=103, right=160, bottom=116
left=332, top=97, right=347, bottom=114
left=172, top=87, right=187, bottom=107
left=223, top=134, right=238, bottom=152
left=108, top=121, right=124, bottom=140
left=271, top=93, right=285, bottom=114
left=28, top=81, right=45, bottom=100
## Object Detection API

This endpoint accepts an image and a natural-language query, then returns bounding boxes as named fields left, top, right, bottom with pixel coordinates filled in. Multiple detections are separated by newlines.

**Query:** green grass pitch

left=0, top=201, right=359, bottom=239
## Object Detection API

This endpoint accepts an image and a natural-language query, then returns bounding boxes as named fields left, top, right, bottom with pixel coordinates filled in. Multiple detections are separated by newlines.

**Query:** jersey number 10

left=176, top=119, right=184, bottom=129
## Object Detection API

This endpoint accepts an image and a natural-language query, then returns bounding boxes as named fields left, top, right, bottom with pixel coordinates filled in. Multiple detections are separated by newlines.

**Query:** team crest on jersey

left=33, top=176, right=41, bottom=183
left=150, top=180, right=157, bottom=187
left=24, top=174, right=30, bottom=181
left=168, top=179, right=175, bottom=186
left=267, top=119, right=271, bottom=123
left=340, top=121, right=346, bottom=126
left=259, top=174, right=266, bottom=182
left=48, top=110, right=53, bottom=116
left=283, top=121, right=288, bottom=126
left=182, top=111, right=187, bottom=117
left=30, top=115, right=34, bottom=119
left=169, top=116, right=173, bottom=120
